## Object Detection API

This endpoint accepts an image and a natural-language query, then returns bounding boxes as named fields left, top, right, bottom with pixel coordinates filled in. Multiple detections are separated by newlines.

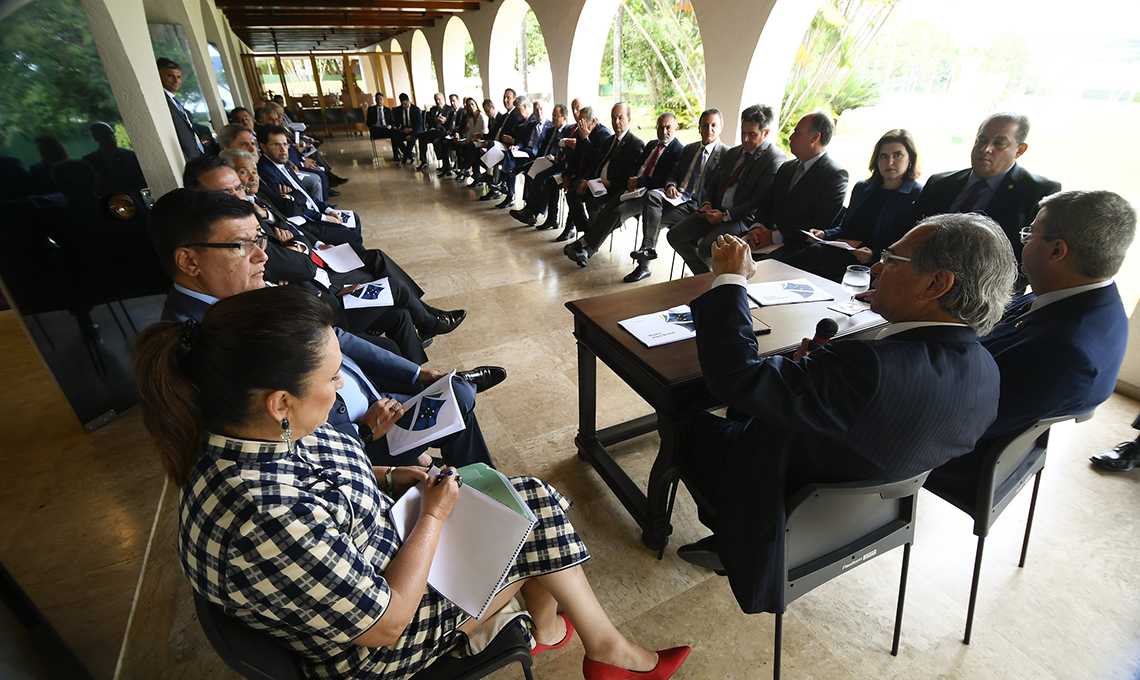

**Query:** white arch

left=565, top=0, right=620, bottom=110
left=410, top=29, right=437, bottom=106
left=387, top=37, right=413, bottom=102
left=442, top=16, right=478, bottom=100
left=485, top=0, right=530, bottom=103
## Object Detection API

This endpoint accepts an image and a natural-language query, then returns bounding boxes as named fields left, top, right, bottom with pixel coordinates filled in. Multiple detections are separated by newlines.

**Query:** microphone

left=807, top=318, right=839, bottom=352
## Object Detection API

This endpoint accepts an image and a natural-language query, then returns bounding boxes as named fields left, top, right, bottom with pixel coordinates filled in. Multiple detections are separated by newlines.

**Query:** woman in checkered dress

left=135, top=286, right=689, bottom=680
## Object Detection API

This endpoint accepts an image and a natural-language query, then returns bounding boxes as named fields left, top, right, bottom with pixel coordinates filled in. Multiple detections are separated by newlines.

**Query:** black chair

left=324, top=108, right=347, bottom=136
left=923, top=411, right=1093, bottom=644
left=345, top=107, right=366, bottom=136
left=193, top=591, right=535, bottom=680
left=773, top=471, right=929, bottom=680
left=301, top=108, right=330, bottom=138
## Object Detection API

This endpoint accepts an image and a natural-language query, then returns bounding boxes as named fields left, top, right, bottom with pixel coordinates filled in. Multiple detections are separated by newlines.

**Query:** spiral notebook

left=388, top=464, right=536, bottom=618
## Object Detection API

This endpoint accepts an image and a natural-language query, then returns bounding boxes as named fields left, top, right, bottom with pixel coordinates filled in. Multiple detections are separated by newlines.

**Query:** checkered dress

left=179, top=424, right=590, bottom=680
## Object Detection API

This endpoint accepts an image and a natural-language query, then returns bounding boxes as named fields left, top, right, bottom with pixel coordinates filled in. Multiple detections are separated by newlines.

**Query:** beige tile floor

left=3, top=138, right=1140, bottom=680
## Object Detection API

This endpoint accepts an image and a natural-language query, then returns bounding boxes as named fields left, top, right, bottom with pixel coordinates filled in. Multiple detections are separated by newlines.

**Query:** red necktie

left=716, top=152, right=751, bottom=208
left=642, top=145, right=664, bottom=177
left=310, top=250, right=326, bottom=268
left=958, top=180, right=987, bottom=212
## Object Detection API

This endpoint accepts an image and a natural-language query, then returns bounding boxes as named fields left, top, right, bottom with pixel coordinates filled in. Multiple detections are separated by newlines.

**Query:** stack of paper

left=341, top=277, right=393, bottom=309
left=386, top=372, right=466, bottom=456
left=528, top=157, right=554, bottom=178
left=619, top=305, right=697, bottom=347
left=747, top=279, right=834, bottom=306
left=586, top=179, right=608, bottom=197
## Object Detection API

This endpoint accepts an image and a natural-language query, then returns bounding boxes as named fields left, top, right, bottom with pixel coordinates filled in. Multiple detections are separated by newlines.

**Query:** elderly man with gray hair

left=674, top=214, right=1016, bottom=615
left=926, top=190, right=1137, bottom=490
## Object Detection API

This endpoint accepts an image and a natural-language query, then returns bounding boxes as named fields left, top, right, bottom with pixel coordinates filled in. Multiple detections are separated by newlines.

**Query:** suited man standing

left=669, top=104, right=787, bottom=274
left=564, top=111, right=683, bottom=269
left=621, top=109, right=728, bottom=282
left=742, top=109, right=848, bottom=260
left=907, top=113, right=1060, bottom=281
left=927, top=190, right=1135, bottom=493
left=677, top=214, right=1016, bottom=614
left=157, top=57, right=204, bottom=161
left=560, top=102, right=644, bottom=245
left=389, top=93, right=424, bottom=164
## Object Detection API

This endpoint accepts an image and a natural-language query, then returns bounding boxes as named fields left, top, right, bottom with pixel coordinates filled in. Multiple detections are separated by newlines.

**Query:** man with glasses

left=257, top=125, right=357, bottom=230
left=148, top=188, right=504, bottom=469
left=927, top=190, right=1136, bottom=492
left=674, top=213, right=1016, bottom=615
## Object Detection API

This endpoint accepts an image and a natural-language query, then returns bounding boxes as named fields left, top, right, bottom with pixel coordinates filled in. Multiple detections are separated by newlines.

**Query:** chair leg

left=1019, top=470, right=1043, bottom=568
left=891, top=542, right=911, bottom=656
left=117, top=300, right=137, bottom=333
left=964, top=535, right=986, bottom=645
left=522, top=658, right=535, bottom=680
left=658, top=479, right=681, bottom=561
left=773, top=612, right=782, bottom=680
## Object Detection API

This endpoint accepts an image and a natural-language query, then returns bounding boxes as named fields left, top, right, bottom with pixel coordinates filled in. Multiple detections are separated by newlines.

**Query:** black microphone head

left=815, top=317, right=839, bottom=340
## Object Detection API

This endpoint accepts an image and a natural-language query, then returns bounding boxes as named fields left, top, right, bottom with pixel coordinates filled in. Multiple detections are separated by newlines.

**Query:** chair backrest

left=300, top=109, right=326, bottom=126
left=324, top=108, right=347, bottom=125
left=192, top=591, right=302, bottom=680
left=783, top=471, right=929, bottom=607
left=345, top=107, right=366, bottom=124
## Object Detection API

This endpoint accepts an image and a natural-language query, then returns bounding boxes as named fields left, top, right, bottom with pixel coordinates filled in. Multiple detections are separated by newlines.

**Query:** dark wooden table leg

left=641, top=412, right=686, bottom=552
left=576, top=337, right=597, bottom=461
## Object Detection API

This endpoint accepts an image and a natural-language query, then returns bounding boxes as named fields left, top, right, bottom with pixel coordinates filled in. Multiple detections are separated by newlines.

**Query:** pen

left=436, top=469, right=455, bottom=485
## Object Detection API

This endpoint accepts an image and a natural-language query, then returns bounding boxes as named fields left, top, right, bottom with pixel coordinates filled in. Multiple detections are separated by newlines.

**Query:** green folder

left=458, top=463, right=535, bottom=521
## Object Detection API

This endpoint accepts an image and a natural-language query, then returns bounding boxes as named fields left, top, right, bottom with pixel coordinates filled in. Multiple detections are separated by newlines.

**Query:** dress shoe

left=456, top=366, right=508, bottom=393
left=530, top=612, right=573, bottom=656
left=479, top=190, right=502, bottom=201
left=1090, top=439, right=1140, bottom=471
left=623, top=263, right=651, bottom=283
left=510, top=209, right=537, bottom=226
left=630, top=247, right=658, bottom=261
left=420, top=309, right=467, bottom=340
left=438, top=169, right=454, bottom=178
left=421, top=337, right=433, bottom=349
left=328, top=174, right=349, bottom=186
left=535, top=217, right=557, bottom=230
left=495, top=197, right=514, bottom=209
left=582, top=646, right=691, bottom=680
left=564, top=243, right=588, bottom=267
left=554, top=226, right=577, bottom=242
left=328, top=188, right=341, bottom=197
left=677, top=535, right=725, bottom=573
left=416, top=162, right=428, bottom=171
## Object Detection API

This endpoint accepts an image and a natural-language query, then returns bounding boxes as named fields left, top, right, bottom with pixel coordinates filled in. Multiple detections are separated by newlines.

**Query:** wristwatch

left=722, top=211, right=731, bottom=223
left=358, top=422, right=374, bottom=444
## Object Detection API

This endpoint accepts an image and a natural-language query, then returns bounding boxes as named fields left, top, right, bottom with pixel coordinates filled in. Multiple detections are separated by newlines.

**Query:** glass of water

left=841, top=265, right=872, bottom=298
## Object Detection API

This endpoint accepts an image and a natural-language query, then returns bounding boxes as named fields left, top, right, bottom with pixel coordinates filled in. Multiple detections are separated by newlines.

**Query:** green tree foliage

left=872, top=19, right=958, bottom=95
left=980, top=32, right=1030, bottom=99
left=464, top=34, right=479, bottom=79
left=516, top=9, right=549, bottom=71
left=149, top=24, right=205, bottom=107
left=779, top=0, right=898, bottom=151
left=600, top=0, right=704, bottom=128
left=0, top=0, right=123, bottom=147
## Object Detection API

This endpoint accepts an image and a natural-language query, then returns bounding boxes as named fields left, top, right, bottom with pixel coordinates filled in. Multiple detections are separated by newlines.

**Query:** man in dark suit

left=560, top=102, right=643, bottom=247
left=677, top=213, right=1017, bottom=614
left=905, top=112, right=1061, bottom=280
left=509, top=99, right=582, bottom=231
left=669, top=104, right=788, bottom=274
left=563, top=111, right=683, bottom=269
left=257, top=125, right=359, bottom=232
left=388, top=93, right=424, bottom=164
left=148, top=188, right=506, bottom=468
left=415, top=93, right=457, bottom=171
left=477, top=95, right=532, bottom=203
left=82, top=122, right=147, bottom=198
left=367, top=93, right=398, bottom=160
left=157, top=57, right=204, bottom=161
left=495, top=100, right=553, bottom=209
left=741, top=109, right=847, bottom=262
left=927, top=190, right=1136, bottom=494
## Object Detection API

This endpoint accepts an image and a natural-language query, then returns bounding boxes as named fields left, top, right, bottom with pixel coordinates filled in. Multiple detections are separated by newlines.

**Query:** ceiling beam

left=228, top=15, right=437, bottom=28
left=219, top=0, right=483, bottom=9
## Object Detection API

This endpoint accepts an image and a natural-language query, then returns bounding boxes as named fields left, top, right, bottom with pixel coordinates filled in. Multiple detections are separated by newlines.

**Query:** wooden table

left=565, top=260, right=886, bottom=551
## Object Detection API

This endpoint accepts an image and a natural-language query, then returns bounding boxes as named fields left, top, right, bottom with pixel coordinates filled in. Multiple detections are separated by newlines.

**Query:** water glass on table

left=842, top=265, right=871, bottom=299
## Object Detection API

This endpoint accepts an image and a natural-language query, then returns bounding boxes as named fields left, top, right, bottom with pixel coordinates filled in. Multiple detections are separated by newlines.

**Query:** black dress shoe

left=420, top=309, right=467, bottom=340
left=456, top=366, right=507, bottom=393
left=329, top=174, right=349, bottom=186
left=510, top=209, right=537, bottom=226
left=421, top=337, right=434, bottom=349
left=495, top=197, right=513, bottom=209
left=438, top=169, right=454, bottom=178
left=554, top=226, right=577, bottom=242
left=328, top=188, right=341, bottom=197
left=417, top=162, right=428, bottom=170
left=624, top=263, right=651, bottom=282
left=564, top=243, right=588, bottom=267
left=1090, top=439, right=1140, bottom=471
left=630, top=247, right=658, bottom=261
left=479, top=190, right=502, bottom=201
left=535, top=217, right=557, bottom=230
left=677, top=535, right=725, bottom=573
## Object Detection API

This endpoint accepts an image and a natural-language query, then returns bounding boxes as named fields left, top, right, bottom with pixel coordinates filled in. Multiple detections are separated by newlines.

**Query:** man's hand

left=626, top=177, right=639, bottom=192
left=272, top=226, right=295, bottom=244
left=710, top=234, right=757, bottom=279
left=337, top=283, right=362, bottom=297
left=318, top=243, right=335, bottom=251
left=807, top=229, right=826, bottom=240
left=303, top=158, right=318, bottom=170
left=417, top=367, right=448, bottom=383
left=402, top=127, right=412, bottom=134
left=289, top=163, right=300, bottom=174
left=792, top=337, right=812, bottom=361
left=563, top=137, right=578, bottom=149
left=665, top=185, right=680, bottom=199
left=251, top=201, right=269, bottom=220
left=743, top=225, right=774, bottom=250
left=502, top=135, right=514, bottom=145
left=562, top=177, right=571, bottom=191
left=278, top=183, right=293, bottom=196
left=322, top=212, right=344, bottom=224
left=700, top=208, right=726, bottom=224
left=576, top=181, right=589, bottom=196
left=852, top=246, right=873, bottom=264
left=509, top=145, right=519, bottom=152
left=599, top=178, right=610, bottom=189
left=544, top=154, right=555, bottom=161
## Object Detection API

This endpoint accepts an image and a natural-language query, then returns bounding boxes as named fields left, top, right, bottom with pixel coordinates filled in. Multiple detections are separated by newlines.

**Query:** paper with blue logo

left=386, top=370, right=465, bottom=456
left=341, top=277, right=393, bottom=309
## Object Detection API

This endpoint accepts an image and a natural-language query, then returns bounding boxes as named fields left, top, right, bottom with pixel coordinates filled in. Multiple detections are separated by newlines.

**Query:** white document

left=552, top=172, right=563, bottom=184
left=389, top=465, right=537, bottom=618
left=618, top=305, right=697, bottom=348
left=586, top=179, right=607, bottom=197
left=480, top=142, right=506, bottom=168
left=527, top=157, right=554, bottom=178
left=747, top=278, right=835, bottom=306
left=660, top=189, right=687, bottom=207
left=752, top=242, right=785, bottom=255
left=286, top=215, right=307, bottom=226
left=313, top=268, right=332, bottom=289
left=510, top=149, right=529, bottom=158
left=802, top=230, right=856, bottom=250
left=337, top=210, right=356, bottom=227
left=620, top=188, right=647, bottom=202
left=341, top=277, right=393, bottom=309
left=317, top=243, right=365, bottom=273
left=385, top=371, right=466, bottom=456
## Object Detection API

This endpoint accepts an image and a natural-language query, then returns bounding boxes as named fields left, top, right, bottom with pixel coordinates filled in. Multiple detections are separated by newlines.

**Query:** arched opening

left=410, top=29, right=437, bottom=106
left=386, top=38, right=413, bottom=102
left=514, top=7, right=553, bottom=102
left=442, top=16, right=481, bottom=100
left=485, top=0, right=529, bottom=102
left=566, top=0, right=620, bottom=108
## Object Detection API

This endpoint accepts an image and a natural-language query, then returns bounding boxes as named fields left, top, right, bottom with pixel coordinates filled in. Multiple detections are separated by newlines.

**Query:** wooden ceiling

left=222, top=0, right=493, bottom=52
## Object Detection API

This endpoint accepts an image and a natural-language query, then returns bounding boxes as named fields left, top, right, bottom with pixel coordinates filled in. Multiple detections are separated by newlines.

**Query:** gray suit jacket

left=665, top=140, right=729, bottom=206
left=703, top=140, right=787, bottom=222
left=165, top=93, right=202, bottom=161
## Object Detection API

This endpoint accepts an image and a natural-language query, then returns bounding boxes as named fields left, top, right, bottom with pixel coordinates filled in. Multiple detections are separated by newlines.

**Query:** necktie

left=681, top=148, right=707, bottom=199
left=958, top=179, right=988, bottom=212
left=528, top=123, right=540, bottom=149
left=280, top=164, right=319, bottom=213
left=640, top=144, right=664, bottom=177
left=787, top=163, right=806, bottom=194
left=597, top=137, right=619, bottom=178
left=716, top=152, right=751, bottom=208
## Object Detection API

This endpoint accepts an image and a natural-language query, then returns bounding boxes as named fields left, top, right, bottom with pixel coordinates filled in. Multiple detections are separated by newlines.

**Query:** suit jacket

left=366, top=105, right=393, bottom=128
left=257, top=155, right=331, bottom=222
left=825, top=178, right=923, bottom=257
left=926, top=283, right=1128, bottom=502
left=392, top=105, right=423, bottom=133
left=664, top=140, right=728, bottom=206
left=165, top=93, right=202, bottom=161
left=630, top=137, right=683, bottom=190
left=538, top=123, right=573, bottom=159
left=497, top=108, right=526, bottom=143
left=704, top=141, right=788, bottom=222
left=81, top=148, right=147, bottom=197
left=423, top=104, right=452, bottom=131
left=565, top=124, right=612, bottom=180
left=514, top=119, right=553, bottom=158
left=905, top=164, right=1061, bottom=262
left=690, top=284, right=999, bottom=613
left=756, top=151, right=847, bottom=247
left=587, top=131, right=645, bottom=188
left=486, top=112, right=506, bottom=140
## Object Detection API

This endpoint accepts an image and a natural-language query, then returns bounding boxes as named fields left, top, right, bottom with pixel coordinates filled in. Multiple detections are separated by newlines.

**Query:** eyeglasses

left=879, top=248, right=912, bottom=266
left=185, top=235, right=267, bottom=257
left=1019, top=226, right=1056, bottom=244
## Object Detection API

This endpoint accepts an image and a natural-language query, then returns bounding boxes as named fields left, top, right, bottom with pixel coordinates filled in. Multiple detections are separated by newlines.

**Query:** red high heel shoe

left=531, top=612, right=575, bottom=656
left=582, top=646, right=691, bottom=680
